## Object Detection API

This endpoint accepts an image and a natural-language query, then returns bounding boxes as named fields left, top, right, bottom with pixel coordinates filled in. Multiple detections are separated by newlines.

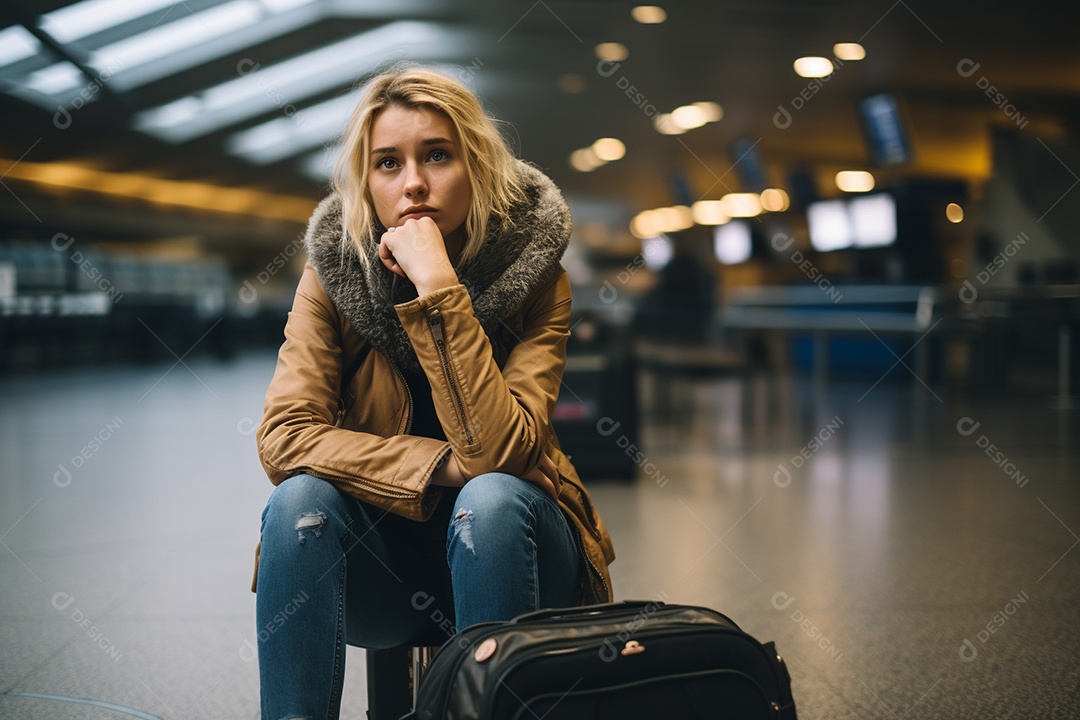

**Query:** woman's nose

left=402, top=162, right=427, bottom=197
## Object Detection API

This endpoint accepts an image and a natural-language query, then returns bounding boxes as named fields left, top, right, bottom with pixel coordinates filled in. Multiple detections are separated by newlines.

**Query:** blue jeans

left=255, top=472, right=583, bottom=720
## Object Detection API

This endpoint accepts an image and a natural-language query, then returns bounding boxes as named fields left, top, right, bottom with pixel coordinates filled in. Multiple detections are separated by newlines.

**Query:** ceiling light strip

left=0, top=158, right=314, bottom=222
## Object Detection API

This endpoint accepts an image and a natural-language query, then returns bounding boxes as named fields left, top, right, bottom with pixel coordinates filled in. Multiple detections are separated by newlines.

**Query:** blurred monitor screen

left=860, top=92, right=910, bottom=166
left=642, top=234, right=673, bottom=270
left=730, top=137, right=767, bottom=192
left=807, top=199, right=853, bottom=251
left=713, top=221, right=752, bottom=264
left=850, top=193, right=897, bottom=247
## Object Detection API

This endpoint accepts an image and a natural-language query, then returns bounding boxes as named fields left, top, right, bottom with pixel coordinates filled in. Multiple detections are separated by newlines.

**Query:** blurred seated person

left=631, top=230, right=717, bottom=345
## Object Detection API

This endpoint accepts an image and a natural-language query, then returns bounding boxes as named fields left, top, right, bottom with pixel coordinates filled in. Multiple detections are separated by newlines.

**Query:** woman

left=251, top=66, right=615, bottom=718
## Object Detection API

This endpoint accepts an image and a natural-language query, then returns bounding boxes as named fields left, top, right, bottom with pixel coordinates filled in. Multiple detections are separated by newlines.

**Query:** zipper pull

left=428, top=308, right=445, bottom=344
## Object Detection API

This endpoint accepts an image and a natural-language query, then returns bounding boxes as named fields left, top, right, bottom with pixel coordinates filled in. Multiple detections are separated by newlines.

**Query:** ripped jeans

left=255, top=472, right=583, bottom=720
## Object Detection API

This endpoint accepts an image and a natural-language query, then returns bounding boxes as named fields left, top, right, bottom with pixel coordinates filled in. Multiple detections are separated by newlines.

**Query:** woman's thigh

left=448, top=473, right=583, bottom=627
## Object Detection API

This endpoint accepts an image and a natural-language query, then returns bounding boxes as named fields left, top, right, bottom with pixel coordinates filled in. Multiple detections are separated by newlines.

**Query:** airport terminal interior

left=1, top=1, right=1079, bottom=718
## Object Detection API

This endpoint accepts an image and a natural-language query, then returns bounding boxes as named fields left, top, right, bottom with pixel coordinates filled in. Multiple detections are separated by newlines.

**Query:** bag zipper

left=426, top=607, right=746, bottom=719
left=479, top=626, right=779, bottom=718
left=426, top=307, right=474, bottom=444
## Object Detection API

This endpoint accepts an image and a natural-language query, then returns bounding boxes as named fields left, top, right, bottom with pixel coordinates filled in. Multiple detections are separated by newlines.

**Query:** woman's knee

left=449, top=473, right=549, bottom=552
left=453, top=472, right=543, bottom=518
left=262, top=473, right=350, bottom=538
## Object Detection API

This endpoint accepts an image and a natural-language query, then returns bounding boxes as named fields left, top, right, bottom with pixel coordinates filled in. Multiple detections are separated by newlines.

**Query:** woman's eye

left=376, top=157, right=397, bottom=170
left=430, top=149, right=448, bottom=162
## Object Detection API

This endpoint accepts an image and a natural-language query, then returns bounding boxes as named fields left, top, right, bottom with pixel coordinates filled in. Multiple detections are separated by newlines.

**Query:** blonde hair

left=333, top=65, right=525, bottom=271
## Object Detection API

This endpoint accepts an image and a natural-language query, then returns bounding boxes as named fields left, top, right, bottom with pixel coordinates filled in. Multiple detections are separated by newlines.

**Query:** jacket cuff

left=394, top=283, right=465, bottom=314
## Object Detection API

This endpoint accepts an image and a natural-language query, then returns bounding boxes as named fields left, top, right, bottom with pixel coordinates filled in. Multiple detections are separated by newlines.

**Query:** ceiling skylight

left=227, top=92, right=358, bottom=164
left=135, top=21, right=458, bottom=143
left=0, top=25, right=42, bottom=69
left=39, top=0, right=180, bottom=43
left=94, top=1, right=265, bottom=73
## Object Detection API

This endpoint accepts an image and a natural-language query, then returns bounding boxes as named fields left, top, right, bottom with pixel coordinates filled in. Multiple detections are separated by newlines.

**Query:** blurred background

left=1, top=1, right=1078, bottom=718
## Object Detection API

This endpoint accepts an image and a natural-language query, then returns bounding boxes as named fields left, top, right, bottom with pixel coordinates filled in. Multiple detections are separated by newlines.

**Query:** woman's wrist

left=431, top=450, right=466, bottom=488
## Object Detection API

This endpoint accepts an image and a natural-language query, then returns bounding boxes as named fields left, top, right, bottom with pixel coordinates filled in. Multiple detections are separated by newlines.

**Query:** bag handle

left=511, top=600, right=666, bottom=625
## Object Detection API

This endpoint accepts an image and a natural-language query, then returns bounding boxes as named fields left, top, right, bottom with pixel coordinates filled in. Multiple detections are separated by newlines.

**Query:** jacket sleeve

left=256, top=264, right=448, bottom=521
left=394, top=269, right=570, bottom=480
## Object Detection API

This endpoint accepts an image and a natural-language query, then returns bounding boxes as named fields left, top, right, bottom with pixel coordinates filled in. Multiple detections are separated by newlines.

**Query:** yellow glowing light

left=0, top=157, right=312, bottom=221
left=835, top=170, right=875, bottom=192
left=591, top=137, right=626, bottom=162
left=833, top=43, right=865, bottom=61
left=693, top=101, right=723, bottom=122
left=654, top=113, right=685, bottom=135
left=595, top=42, right=628, bottom=62
left=720, top=193, right=763, bottom=218
left=558, top=73, right=585, bottom=93
left=691, top=200, right=729, bottom=225
left=653, top=205, right=694, bottom=233
left=671, top=104, right=709, bottom=130
left=631, top=5, right=667, bottom=23
left=630, top=210, right=660, bottom=239
left=946, top=203, right=964, bottom=223
left=793, top=56, right=834, bottom=78
left=570, top=148, right=603, bottom=172
left=760, top=188, right=790, bottom=212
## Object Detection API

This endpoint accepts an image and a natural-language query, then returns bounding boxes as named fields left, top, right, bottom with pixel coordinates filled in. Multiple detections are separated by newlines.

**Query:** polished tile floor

left=0, top=350, right=1077, bottom=719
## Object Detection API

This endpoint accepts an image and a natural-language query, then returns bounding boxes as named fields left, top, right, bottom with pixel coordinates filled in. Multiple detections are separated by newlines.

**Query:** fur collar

left=303, top=159, right=572, bottom=372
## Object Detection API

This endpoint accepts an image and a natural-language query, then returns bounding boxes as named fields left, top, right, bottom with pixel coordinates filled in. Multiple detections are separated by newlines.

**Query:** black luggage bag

left=404, top=600, right=798, bottom=720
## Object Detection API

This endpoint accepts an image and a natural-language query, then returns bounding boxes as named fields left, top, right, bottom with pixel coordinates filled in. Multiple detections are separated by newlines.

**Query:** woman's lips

left=400, top=209, right=436, bottom=222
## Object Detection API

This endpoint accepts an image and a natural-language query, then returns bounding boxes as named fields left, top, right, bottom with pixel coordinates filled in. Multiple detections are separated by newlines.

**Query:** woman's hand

left=521, top=451, right=561, bottom=502
left=379, top=217, right=459, bottom=296
left=431, top=451, right=561, bottom=502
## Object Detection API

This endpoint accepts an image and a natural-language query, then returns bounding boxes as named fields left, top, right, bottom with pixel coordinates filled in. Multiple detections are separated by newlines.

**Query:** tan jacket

left=252, top=161, right=614, bottom=603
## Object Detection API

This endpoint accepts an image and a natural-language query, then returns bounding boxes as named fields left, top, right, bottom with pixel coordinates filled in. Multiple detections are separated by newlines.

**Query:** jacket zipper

left=566, top=497, right=609, bottom=602
left=424, top=308, right=604, bottom=596
left=336, top=350, right=413, bottom=435
left=427, top=308, right=474, bottom=445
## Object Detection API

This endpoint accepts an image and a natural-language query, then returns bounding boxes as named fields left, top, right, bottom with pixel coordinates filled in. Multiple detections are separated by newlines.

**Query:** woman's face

left=367, top=104, right=472, bottom=254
